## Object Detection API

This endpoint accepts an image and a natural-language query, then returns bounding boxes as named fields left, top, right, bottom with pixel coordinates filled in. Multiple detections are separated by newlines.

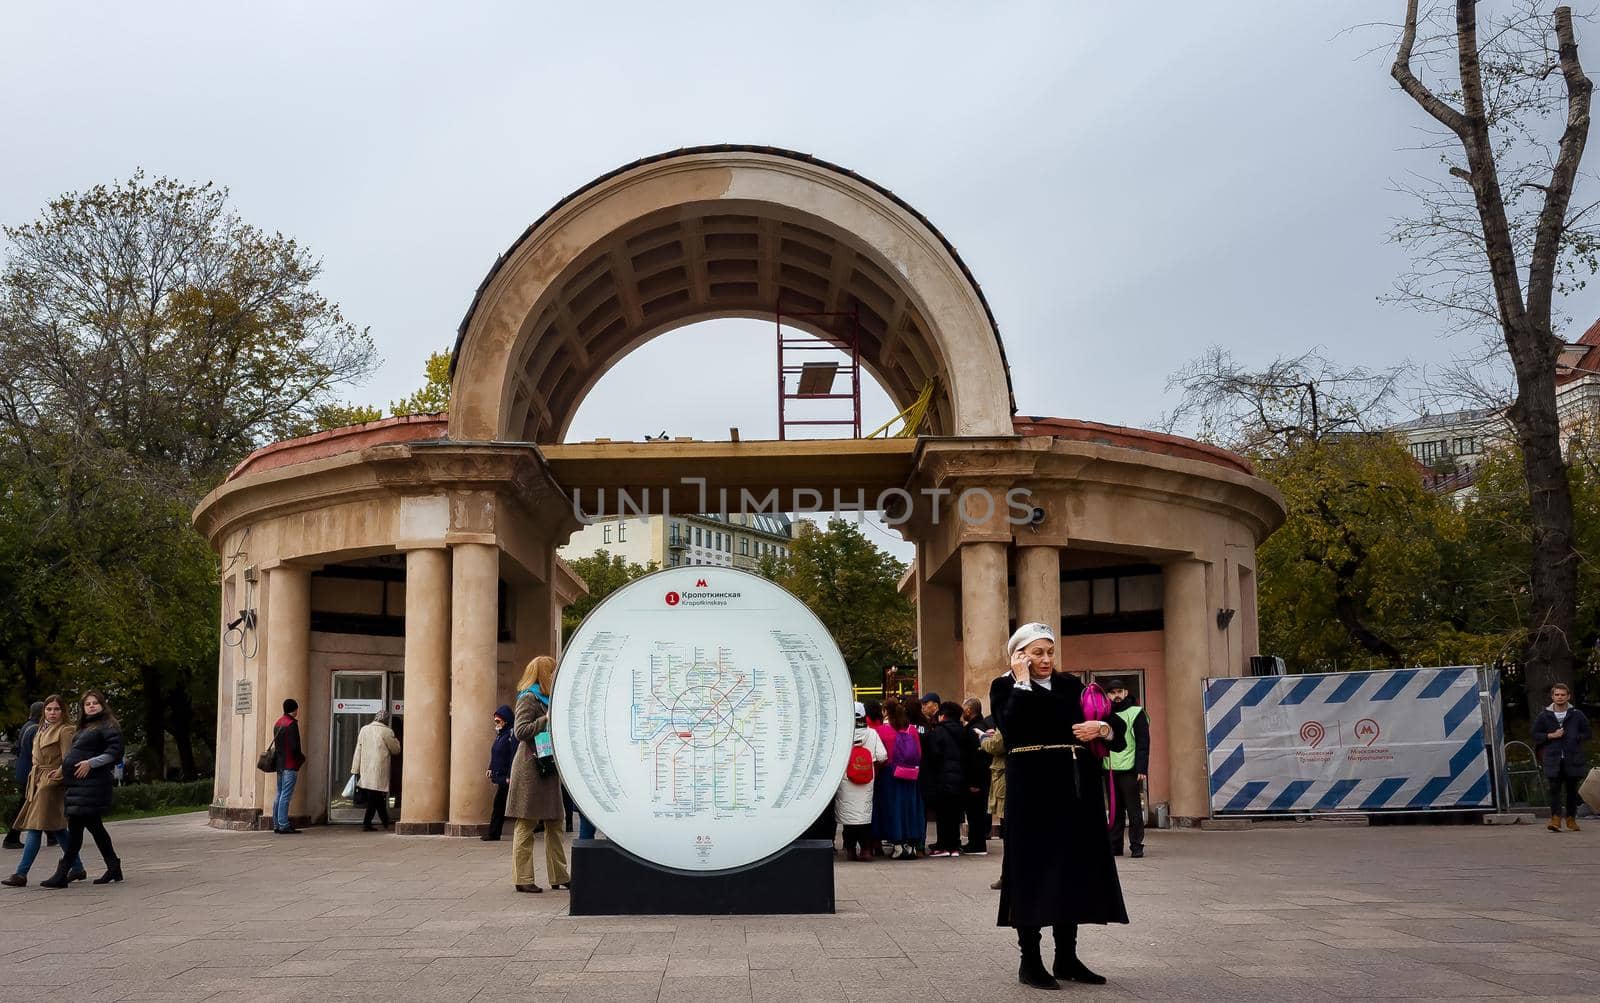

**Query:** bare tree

left=1163, top=346, right=1406, bottom=454
left=1388, top=1, right=1594, bottom=702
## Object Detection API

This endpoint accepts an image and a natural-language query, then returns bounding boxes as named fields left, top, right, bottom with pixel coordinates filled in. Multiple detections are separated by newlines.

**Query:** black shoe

left=1130, top=847, right=1144, bottom=859
left=275, top=827, right=301, bottom=834
left=68, top=868, right=86, bottom=882
left=515, top=884, right=543, bottom=893
left=961, top=845, right=988, bottom=856
left=480, top=834, right=501, bottom=841
left=1, top=874, right=24, bottom=887
left=1018, top=957, right=1060, bottom=990
left=550, top=881, right=571, bottom=890
left=92, top=860, right=123, bottom=885
left=39, top=863, right=71, bottom=889
left=1052, top=956, right=1107, bottom=985
left=362, top=825, right=376, bottom=832
left=1, top=839, right=21, bottom=850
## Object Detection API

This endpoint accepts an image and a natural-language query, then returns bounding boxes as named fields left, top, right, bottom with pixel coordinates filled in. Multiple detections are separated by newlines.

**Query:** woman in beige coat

left=3, top=695, right=84, bottom=886
left=351, top=710, right=401, bottom=831
left=507, top=656, right=568, bottom=893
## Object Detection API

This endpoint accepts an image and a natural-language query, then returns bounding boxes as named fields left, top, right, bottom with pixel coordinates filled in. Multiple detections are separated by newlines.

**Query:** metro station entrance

left=328, top=669, right=404, bottom=823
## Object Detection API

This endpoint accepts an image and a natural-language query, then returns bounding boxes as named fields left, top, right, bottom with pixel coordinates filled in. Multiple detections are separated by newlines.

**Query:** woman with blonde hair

left=506, top=656, right=570, bottom=892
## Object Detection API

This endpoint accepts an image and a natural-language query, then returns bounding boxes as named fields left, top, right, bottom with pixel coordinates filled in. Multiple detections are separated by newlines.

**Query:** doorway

left=1088, top=669, right=1146, bottom=706
left=328, top=670, right=404, bottom=824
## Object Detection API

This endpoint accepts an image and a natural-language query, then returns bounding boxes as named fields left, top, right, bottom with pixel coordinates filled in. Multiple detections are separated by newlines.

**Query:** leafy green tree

left=562, top=550, right=656, bottom=640
left=390, top=349, right=452, bottom=416
left=757, top=518, right=914, bottom=686
left=0, top=172, right=377, bottom=775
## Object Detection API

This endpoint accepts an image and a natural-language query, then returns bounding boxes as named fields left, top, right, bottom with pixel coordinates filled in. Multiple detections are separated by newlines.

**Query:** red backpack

left=845, top=739, right=875, bottom=784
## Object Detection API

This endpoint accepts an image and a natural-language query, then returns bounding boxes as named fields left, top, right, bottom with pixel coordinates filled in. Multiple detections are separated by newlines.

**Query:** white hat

left=1007, top=621, right=1056, bottom=657
left=853, top=701, right=867, bottom=720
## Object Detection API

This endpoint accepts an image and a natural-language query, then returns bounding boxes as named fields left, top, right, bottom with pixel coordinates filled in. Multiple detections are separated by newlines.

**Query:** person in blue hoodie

left=481, top=705, right=518, bottom=842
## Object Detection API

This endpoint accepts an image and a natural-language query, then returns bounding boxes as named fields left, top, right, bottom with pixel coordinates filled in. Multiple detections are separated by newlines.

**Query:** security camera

left=1028, top=507, right=1046, bottom=526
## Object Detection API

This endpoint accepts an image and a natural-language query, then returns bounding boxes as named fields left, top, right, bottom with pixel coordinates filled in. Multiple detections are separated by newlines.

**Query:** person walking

left=990, top=623, right=1128, bottom=989
left=41, top=691, right=126, bottom=888
left=880, top=701, right=925, bottom=859
left=980, top=720, right=1007, bottom=889
left=1533, top=683, right=1592, bottom=832
left=962, top=697, right=992, bottom=856
left=271, top=699, right=305, bottom=835
left=352, top=709, right=401, bottom=831
left=837, top=702, right=887, bottom=861
left=925, top=701, right=979, bottom=857
left=507, top=656, right=570, bottom=892
left=866, top=700, right=895, bottom=857
left=3, top=702, right=45, bottom=850
left=1103, top=680, right=1150, bottom=858
left=483, top=705, right=517, bottom=841
left=3, top=696, right=83, bottom=887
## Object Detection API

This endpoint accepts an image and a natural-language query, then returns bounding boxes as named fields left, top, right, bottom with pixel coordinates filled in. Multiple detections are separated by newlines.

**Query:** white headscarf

left=1007, top=621, right=1056, bottom=657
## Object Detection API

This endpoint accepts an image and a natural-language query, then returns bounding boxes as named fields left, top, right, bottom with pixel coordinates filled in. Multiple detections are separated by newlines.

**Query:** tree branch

left=1393, top=0, right=1472, bottom=136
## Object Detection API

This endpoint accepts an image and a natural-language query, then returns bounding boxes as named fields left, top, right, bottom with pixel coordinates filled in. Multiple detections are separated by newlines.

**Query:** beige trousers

left=511, top=817, right=569, bottom=886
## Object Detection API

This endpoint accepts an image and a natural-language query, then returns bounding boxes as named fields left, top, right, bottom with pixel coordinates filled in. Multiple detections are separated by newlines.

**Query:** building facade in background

left=559, top=511, right=793, bottom=570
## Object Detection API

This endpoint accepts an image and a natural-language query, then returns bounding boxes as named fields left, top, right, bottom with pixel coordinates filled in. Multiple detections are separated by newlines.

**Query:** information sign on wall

left=234, top=678, right=253, bottom=715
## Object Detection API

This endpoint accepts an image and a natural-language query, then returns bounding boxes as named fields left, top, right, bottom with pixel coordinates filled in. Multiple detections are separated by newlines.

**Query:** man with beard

left=1103, top=680, right=1149, bottom=859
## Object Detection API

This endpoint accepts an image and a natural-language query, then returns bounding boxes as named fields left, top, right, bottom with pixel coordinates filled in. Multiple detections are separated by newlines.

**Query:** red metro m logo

left=664, top=591, right=680, bottom=606
left=695, top=579, right=708, bottom=588
left=1354, top=718, right=1382, bottom=747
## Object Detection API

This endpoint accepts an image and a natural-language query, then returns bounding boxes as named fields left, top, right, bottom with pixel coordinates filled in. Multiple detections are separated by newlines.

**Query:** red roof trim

left=1013, top=416, right=1255, bottom=475
left=225, top=414, right=449, bottom=482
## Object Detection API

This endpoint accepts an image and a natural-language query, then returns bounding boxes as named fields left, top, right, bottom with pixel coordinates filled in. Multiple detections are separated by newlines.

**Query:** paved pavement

left=1, top=814, right=1596, bottom=1001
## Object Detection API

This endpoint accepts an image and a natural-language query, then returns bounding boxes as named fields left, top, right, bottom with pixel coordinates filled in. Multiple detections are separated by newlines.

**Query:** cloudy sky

left=6, top=1, right=1598, bottom=447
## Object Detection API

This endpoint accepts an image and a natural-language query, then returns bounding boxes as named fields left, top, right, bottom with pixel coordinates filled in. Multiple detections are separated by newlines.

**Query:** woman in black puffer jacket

left=40, top=691, right=125, bottom=888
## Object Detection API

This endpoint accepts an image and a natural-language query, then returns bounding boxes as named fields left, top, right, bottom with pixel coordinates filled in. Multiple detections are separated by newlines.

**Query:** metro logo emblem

left=664, top=591, right=681, bottom=606
left=695, top=578, right=708, bottom=588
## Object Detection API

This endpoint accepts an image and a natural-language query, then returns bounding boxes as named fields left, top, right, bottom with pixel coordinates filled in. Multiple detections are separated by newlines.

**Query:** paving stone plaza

left=2, top=814, right=1596, bottom=1001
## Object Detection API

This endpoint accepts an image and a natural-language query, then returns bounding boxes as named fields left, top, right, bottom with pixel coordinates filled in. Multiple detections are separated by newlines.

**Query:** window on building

left=602, top=525, right=612, bottom=544
left=1060, top=566, right=1164, bottom=635
left=618, top=521, right=627, bottom=542
left=740, top=538, right=749, bottom=555
left=1453, top=436, right=1478, bottom=455
left=670, top=522, right=681, bottom=545
left=694, top=527, right=702, bottom=546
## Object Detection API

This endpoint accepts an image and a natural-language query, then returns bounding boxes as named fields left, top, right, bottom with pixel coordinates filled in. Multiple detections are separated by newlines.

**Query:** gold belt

left=1008, top=743, right=1085, bottom=756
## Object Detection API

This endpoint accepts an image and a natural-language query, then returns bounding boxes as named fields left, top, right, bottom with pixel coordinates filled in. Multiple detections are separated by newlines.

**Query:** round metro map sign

left=551, top=566, right=854, bottom=872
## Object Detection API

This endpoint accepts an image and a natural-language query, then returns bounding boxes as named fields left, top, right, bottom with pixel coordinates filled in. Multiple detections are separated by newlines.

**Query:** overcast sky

left=7, top=1, right=1598, bottom=448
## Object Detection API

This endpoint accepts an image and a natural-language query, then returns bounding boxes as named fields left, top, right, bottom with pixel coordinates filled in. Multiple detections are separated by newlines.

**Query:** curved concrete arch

left=449, top=146, right=1016, bottom=442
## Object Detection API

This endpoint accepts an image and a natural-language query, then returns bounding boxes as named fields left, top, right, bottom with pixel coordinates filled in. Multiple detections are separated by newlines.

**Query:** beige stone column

left=448, top=542, right=499, bottom=835
left=263, top=564, right=310, bottom=828
left=398, top=547, right=451, bottom=834
left=1014, top=545, right=1061, bottom=633
left=1163, top=558, right=1211, bottom=823
left=915, top=571, right=960, bottom=703
left=959, top=542, right=1010, bottom=706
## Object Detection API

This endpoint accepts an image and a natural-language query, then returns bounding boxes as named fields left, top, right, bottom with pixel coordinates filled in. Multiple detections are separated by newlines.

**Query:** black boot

left=38, top=861, right=72, bottom=889
left=1017, top=927, right=1060, bottom=990
left=1051, top=924, right=1107, bottom=985
left=92, top=858, right=123, bottom=884
left=68, top=867, right=87, bottom=882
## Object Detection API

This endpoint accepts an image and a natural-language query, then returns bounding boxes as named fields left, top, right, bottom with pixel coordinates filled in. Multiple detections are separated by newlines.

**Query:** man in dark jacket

left=3, top=702, right=45, bottom=849
left=925, top=701, right=980, bottom=857
left=272, top=699, right=305, bottom=835
left=1104, top=680, right=1150, bottom=858
left=1532, top=683, right=1592, bottom=832
left=961, top=697, right=992, bottom=855
left=482, top=704, right=518, bottom=841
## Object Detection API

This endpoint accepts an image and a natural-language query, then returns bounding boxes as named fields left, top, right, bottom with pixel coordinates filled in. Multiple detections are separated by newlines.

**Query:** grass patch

left=105, top=802, right=209, bottom=822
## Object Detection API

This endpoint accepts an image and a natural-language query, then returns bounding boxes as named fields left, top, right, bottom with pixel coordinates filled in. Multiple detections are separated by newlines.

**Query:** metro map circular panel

left=550, top=566, right=854, bottom=872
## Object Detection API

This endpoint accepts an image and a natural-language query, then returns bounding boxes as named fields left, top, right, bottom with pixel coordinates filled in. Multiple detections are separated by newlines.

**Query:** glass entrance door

left=329, top=671, right=385, bottom=823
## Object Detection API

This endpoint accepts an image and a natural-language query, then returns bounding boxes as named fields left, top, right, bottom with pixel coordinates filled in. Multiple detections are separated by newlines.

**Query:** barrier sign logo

left=1354, top=718, right=1382, bottom=746
left=1299, top=720, right=1326, bottom=748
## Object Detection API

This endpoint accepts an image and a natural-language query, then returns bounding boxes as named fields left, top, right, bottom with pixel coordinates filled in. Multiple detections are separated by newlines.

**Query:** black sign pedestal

left=569, top=839, right=835, bottom=915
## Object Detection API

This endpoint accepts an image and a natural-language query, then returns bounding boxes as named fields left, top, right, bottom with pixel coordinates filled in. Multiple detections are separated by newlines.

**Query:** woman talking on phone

left=989, top=622, right=1127, bottom=990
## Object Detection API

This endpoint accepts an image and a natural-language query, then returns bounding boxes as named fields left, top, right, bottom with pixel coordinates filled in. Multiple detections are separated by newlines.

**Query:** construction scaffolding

left=775, top=303, right=862, bottom=440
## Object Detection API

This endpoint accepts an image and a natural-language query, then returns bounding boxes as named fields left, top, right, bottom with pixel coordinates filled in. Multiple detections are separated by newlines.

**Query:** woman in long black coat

left=990, top=622, right=1128, bottom=990
left=40, top=691, right=124, bottom=888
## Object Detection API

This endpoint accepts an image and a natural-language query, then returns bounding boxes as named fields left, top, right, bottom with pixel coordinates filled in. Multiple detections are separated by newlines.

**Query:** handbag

left=255, top=737, right=277, bottom=774
left=341, top=773, right=357, bottom=799
left=1580, top=767, right=1600, bottom=814
left=534, top=731, right=556, bottom=778
left=892, top=764, right=920, bottom=781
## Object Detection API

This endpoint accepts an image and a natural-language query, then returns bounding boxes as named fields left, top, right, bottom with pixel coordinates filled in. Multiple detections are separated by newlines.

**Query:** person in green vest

left=1103, top=680, right=1149, bottom=858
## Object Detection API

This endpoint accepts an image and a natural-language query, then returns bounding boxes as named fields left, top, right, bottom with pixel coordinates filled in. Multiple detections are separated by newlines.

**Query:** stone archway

left=448, top=146, right=1016, bottom=442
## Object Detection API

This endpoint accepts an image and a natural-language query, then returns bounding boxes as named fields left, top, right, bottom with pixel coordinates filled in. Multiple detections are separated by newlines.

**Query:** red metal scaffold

left=775, top=301, right=862, bottom=440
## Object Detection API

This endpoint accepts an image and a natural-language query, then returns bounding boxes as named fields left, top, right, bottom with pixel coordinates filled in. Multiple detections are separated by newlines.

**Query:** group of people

left=832, top=673, right=1151, bottom=866
left=3, top=691, right=126, bottom=889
